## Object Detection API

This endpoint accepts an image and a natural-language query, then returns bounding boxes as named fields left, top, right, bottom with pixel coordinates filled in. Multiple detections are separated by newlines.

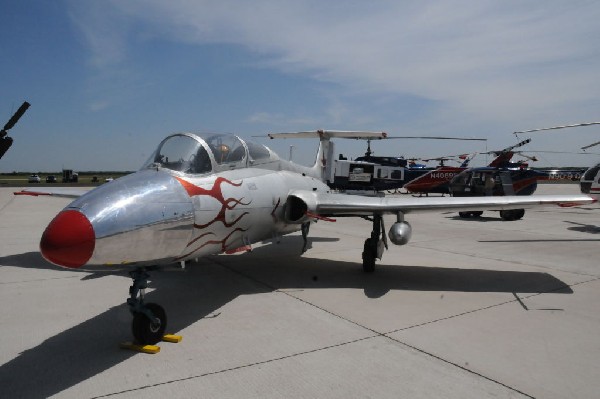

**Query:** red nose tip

left=40, top=210, right=95, bottom=268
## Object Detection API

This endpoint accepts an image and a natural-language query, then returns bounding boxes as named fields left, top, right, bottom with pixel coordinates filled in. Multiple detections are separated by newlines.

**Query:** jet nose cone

left=40, top=210, right=95, bottom=268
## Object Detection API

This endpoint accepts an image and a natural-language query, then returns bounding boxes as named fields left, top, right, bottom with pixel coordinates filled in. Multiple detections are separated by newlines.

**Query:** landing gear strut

left=301, top=222, right=310, bottom=253
left=362, top=214, right=387, bottom=273
left=127, top=268, right=167, bottom=345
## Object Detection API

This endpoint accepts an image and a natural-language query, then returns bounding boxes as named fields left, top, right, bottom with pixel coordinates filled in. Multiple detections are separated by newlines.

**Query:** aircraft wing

left=14, top=187, right=91, bottom=198
left=289, top=190, right=595, bottom=217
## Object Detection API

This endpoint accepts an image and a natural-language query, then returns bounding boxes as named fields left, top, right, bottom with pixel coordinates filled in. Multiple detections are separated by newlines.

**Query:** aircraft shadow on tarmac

left=446, top=215, right=510, bottom=223
left=563, top=220, right=600, bottom=234
left=0, top=235, right=574, bottom=398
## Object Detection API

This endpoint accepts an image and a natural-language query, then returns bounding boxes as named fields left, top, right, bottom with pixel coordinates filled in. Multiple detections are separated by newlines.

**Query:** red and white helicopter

left=16, top=130, right=594, bottom=345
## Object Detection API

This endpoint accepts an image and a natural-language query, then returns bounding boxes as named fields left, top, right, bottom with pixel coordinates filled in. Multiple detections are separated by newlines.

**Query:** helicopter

left=328, top=136, right=485, bottom=192
left=448, top=124, right=600, bottom=220
left=403, top=139, right=533, bottom=197
left=511, top=121, right=600, bottom=200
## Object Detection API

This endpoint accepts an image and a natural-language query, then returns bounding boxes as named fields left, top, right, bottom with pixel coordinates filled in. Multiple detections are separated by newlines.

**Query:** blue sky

left=2, top=0, right=600, bottom=172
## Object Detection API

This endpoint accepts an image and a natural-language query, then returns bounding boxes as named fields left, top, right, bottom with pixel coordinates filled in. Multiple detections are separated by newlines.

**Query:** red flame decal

left=176, top=176, right=251, bottom=228
left=175, top=176, right=252, bottom=258
left=177, top=228, right=247, bottom=260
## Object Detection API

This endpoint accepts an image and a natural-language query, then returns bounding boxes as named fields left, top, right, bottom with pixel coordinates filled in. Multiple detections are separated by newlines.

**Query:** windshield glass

left=148, top=134, right=212, bottom=174
left=144, top=133, right=275, bottom=173
left=201, top=134, right=247, bottom=165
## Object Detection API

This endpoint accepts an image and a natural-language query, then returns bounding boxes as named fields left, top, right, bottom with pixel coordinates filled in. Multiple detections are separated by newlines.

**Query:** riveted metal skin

left=68, top=169, right=195, bottom=266
left=173, top=169, right=329, bottom=263
left=47, top=133, right=332, bottom=268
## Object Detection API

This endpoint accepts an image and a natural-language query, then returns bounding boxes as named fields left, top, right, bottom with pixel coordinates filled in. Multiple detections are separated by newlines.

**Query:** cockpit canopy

left=142, top=133, right=276, bottom=174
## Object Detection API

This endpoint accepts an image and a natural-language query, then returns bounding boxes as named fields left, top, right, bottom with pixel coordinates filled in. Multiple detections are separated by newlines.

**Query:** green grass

left=0, top=172, right=132, bottom=187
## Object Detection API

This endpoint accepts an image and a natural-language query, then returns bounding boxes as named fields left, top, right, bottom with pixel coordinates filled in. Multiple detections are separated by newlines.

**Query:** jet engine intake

left=284, top=194, right=316, bottom=224
left=388, top=221, right=412, bottom=245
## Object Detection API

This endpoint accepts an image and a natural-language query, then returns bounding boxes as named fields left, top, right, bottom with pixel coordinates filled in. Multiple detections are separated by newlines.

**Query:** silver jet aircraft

left=18, top=130, right=595, bottom=345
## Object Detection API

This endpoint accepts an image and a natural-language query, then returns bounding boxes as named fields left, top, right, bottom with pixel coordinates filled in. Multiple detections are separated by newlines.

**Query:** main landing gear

left=127, top=268, right=167, bottom=345
left=499, top=209, right=525, bottom=221
left=458, top=209, right=525, bottom=221
left=458, top=211, right=483, bottom=218
left=362, top=214, right=387, bottom=273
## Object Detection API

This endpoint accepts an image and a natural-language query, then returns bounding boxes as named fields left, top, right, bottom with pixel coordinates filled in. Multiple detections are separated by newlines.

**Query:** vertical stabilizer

left=267, top=130, right=387, bottom=182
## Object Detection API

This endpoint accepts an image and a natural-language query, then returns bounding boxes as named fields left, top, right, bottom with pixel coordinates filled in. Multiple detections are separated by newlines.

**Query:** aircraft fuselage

left=41, top=161, right=329, bottom=268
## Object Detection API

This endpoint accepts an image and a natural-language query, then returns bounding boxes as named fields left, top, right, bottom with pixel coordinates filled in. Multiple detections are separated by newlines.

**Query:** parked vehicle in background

left=45, top=175, right=57, bottom=183
left=28, top=174, right=40, bottom=183
left=62, top=169, right=78, bottom=183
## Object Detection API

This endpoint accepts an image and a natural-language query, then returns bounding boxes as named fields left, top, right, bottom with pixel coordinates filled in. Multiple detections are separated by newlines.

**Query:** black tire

left=500, top=209, right=525, bottom=221
left=132, top=303, right=167, bottom=345
left=362, top=238, right=376, bottom=273
left=470, top=211, right=483, bottom=217
left=458, top=211, right=470, bottom=218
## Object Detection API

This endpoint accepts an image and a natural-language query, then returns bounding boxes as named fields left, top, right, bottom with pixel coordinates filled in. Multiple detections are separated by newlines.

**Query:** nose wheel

left=127, top=268, right=167, bottom=345
left=132, top=303, right=167, bottom=345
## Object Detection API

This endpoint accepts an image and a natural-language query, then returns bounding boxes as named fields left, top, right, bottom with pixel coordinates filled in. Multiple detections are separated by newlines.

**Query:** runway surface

left=0, top=184, right=598, bottom=398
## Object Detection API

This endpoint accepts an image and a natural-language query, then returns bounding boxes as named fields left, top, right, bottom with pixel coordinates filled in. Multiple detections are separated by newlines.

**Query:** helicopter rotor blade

left=581, top=141, right=600, bottom=151
left=385, top=136, right=486, bottom=141
left=488, top=138, right=531, bottom=156
left=514, top=122, right=600, bottom=134
left=1, top=101, right=30, bottom=138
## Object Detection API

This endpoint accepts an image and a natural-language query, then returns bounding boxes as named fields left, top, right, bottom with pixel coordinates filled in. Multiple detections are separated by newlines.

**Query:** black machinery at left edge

left=0, top=101, right=31, bottom=160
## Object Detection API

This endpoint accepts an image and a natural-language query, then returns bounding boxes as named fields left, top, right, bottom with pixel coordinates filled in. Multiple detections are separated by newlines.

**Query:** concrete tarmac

left=0, top=185, right=598, bottom=398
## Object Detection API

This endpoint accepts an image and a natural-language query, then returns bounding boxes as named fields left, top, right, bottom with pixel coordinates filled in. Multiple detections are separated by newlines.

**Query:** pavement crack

left=91, top=336, right=377, bottom=399
left=161, top=257, right=599, bottom=399
left=210, top=258, right=539, bottom=398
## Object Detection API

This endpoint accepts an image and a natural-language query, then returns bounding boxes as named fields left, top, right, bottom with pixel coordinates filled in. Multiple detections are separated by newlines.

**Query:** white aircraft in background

left=16, top=130, right=595, bottom=345
left=580, top=141, right=600, bottom=198
left=512, top=121, right=600, bottom=200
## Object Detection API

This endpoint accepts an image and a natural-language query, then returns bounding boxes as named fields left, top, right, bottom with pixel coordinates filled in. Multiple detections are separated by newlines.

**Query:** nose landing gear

left=127, top=268, right=167, bottom=345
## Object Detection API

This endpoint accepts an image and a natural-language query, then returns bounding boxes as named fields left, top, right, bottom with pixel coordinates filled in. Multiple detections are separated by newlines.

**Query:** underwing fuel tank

left=40, top=169, right=195, bottom=268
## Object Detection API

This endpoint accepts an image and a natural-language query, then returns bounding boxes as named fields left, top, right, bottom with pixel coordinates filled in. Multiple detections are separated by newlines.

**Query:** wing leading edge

left=288, top=190, right=595, bottom=217
left=14, top=187, right=91, bottom=198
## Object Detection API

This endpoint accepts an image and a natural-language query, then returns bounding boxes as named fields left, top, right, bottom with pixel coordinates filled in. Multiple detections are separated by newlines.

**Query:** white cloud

left=67, top=1, right=131, bottom=68
left=70, top=0, right=600, bottom=156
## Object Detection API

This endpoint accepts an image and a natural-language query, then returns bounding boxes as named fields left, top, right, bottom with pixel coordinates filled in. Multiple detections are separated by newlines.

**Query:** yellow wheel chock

left=120, top=334, right=183, bottom=354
